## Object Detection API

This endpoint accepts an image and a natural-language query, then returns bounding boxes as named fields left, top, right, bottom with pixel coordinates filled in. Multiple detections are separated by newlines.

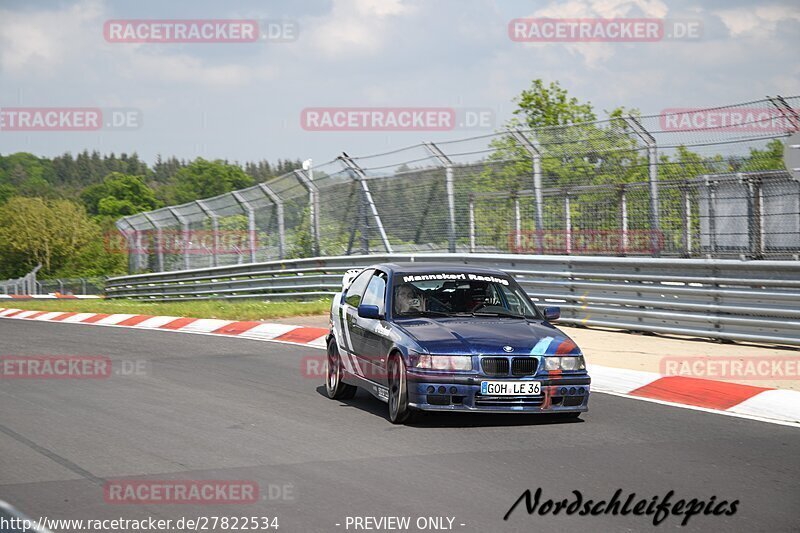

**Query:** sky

left=0, top=0, right=798, bottom=168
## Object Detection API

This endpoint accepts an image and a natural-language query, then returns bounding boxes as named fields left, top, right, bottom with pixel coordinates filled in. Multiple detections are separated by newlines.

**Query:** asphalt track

left=1, top=319, right=798, bottom=533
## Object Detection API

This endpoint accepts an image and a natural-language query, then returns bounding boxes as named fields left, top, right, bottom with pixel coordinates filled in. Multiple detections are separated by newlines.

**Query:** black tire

left=388, top=354, right=414, bottom=424
left=326, top=339, right=357, bottom=400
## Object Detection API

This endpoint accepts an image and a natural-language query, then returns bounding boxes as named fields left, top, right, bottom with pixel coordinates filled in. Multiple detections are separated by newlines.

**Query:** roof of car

left=372, top=262, right=509, bottom=275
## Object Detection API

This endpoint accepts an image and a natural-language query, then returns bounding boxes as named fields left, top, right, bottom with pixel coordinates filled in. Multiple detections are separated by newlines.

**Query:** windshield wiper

left=471, top=310, right=527, bottom=318
left=397, top=310, right=451, bottom=318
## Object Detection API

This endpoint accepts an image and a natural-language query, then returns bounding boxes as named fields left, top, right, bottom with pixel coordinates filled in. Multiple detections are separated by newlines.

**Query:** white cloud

left=0, top=0, right=103, bottom=76
left=515, top=0, right=671, bottom=67
left=535, top=0, right=668, bottom=19
left=305, top=0, right=417, bottom=57
left=0, top=0, right=277, bottom=89
left=715, top=4, right=800, bottom=38
left=122, top=52, right=274, bottom=87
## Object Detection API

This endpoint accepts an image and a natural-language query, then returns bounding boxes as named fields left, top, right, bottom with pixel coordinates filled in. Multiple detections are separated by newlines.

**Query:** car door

left=357, top=270, right=390, bottom=382
left=339, top=268, right=373, bottom=375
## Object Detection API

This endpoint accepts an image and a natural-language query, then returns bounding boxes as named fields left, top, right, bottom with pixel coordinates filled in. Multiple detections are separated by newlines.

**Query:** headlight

left=416, top=355, right=472, bottom=371
left=544, top=356, right=585, bottom=371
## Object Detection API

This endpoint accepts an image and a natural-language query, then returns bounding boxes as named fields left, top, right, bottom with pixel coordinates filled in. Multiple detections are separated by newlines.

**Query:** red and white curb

left=0, top=295, right=102, bottom=299
left=1, top=307, right=798, bottom=427
left=0, top=307, right=328, bottom=348
left=587, top=365, right=800, bottom=427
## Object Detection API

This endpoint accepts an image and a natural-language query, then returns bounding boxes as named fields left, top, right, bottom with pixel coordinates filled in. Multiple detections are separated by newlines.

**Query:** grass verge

left=1, top=299, right=332, bottom=322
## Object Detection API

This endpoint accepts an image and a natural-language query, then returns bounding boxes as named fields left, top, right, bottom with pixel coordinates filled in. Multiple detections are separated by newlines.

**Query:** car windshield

left=393, top=272, right=540, bottom=319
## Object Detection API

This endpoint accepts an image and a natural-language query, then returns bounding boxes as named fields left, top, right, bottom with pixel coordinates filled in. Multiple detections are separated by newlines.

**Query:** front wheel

left=326, top=339, right=357, bottom=400
left=388, top=355, right=414, bottom=424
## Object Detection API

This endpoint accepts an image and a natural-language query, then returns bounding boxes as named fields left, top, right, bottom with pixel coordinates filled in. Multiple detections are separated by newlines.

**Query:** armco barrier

left=104, top=254, right=800, bottom=346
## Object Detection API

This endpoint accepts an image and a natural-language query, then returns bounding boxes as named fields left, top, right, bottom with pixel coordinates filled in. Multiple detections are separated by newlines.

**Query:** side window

left=344, top=269, right=373, bottom=308
left=361, top=271, right=387, bottom=314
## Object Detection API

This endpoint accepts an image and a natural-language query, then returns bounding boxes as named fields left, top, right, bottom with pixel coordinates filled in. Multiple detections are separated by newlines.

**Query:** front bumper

left=406, top=370, right=590, bottom=413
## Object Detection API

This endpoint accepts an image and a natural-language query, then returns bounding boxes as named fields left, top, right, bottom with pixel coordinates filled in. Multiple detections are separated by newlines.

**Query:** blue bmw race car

left=325, top=263, right=590, bottom=423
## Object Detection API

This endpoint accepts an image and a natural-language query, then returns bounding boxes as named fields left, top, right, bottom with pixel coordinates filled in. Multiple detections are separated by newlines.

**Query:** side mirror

left=543, top=306, right=560, bottom=321
left=357, top=304, right=382, bottom=320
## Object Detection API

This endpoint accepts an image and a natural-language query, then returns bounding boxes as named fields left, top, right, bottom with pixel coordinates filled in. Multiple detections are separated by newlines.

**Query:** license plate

left=481, top=381, right=541, bottom=396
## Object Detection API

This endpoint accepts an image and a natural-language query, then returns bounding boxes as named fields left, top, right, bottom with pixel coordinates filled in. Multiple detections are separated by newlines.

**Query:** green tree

left=739, top=139, right=785, bottom=172
left=0, top=183, right=16, bottom=205
left=0, top=197, right=105, bottom=277
left=163, top=158, right=255, bottom=204
left=512, top=79, right=597, bottom=129
left=81, top=172, right=161, bottom=218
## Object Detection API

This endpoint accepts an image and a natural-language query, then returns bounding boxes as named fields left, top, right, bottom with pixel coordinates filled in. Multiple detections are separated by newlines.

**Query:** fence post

left=338, top=153, right=394, bottom=253
left=116, top=218, right=136, bottom=274
left=626, top=116, right=660, bottom=256
left=231, top=191, right=258, bottom=263
left=705, top=176, right=717, bottom=257
left=294, top=169, right=321, bottom=257
left=142, top=213, right=164, bottom=272
left=744, top=173, right=764, bottom=259
left=619, top=185, right=628, bottom=256
left=167, top=207, right=192, bottom=270
left=195, top=200, right=219, bottom=267
left=259, top=183, right=286, bottom=260
left=564, top=191, right=572, bottom=255
left=514, top=194, right=522, bottom=251
left=682, top=180, right=692, bottom=257
left=423, top=142, right=457, bottom=253
left=509, top=130, right=544, bottom=253
left=126, top=229, right=137, bottom=273
left=468, top=193, right=476, bottom=253
left=30, top=264, right=40, bottom=295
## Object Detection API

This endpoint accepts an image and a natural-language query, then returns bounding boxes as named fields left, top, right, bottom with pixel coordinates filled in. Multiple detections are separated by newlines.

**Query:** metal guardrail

left=105, top=254, right=800, bottom=346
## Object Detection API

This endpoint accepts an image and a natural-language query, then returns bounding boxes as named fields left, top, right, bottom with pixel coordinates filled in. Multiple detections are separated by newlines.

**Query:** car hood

left=393, top=317, right=581, bottom=356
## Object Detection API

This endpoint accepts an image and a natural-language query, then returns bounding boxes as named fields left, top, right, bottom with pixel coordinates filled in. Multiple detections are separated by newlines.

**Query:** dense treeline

left=0, top=153, right=304, bottom=279
left=0, top=151, right=303, bottom=208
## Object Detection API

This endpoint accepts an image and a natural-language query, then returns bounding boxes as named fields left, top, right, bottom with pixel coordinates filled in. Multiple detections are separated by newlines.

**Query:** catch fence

left=117, top=96, right=800, bottom=273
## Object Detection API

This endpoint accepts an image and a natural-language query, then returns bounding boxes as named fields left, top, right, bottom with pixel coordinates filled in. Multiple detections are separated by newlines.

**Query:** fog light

left=449, top=386, right=457, bottom=394
left=427, top=385, right=435, bottom=393
left=578, top=387, right=585, bottom=394
left=569, top=387, right=576, bottom=395
left=438, top=386, right=446, bottom=394
left=560, top=387, right=568, bottom=395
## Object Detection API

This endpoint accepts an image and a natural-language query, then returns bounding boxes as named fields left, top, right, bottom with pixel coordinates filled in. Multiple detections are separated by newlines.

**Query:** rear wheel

left=388, top=354, right=414, bottom=424
left=326, top=339, right=357, bottom=400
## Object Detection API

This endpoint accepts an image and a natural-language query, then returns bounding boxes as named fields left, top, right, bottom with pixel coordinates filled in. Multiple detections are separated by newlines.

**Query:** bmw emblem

left=503, top=345, right=514, bottom=353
